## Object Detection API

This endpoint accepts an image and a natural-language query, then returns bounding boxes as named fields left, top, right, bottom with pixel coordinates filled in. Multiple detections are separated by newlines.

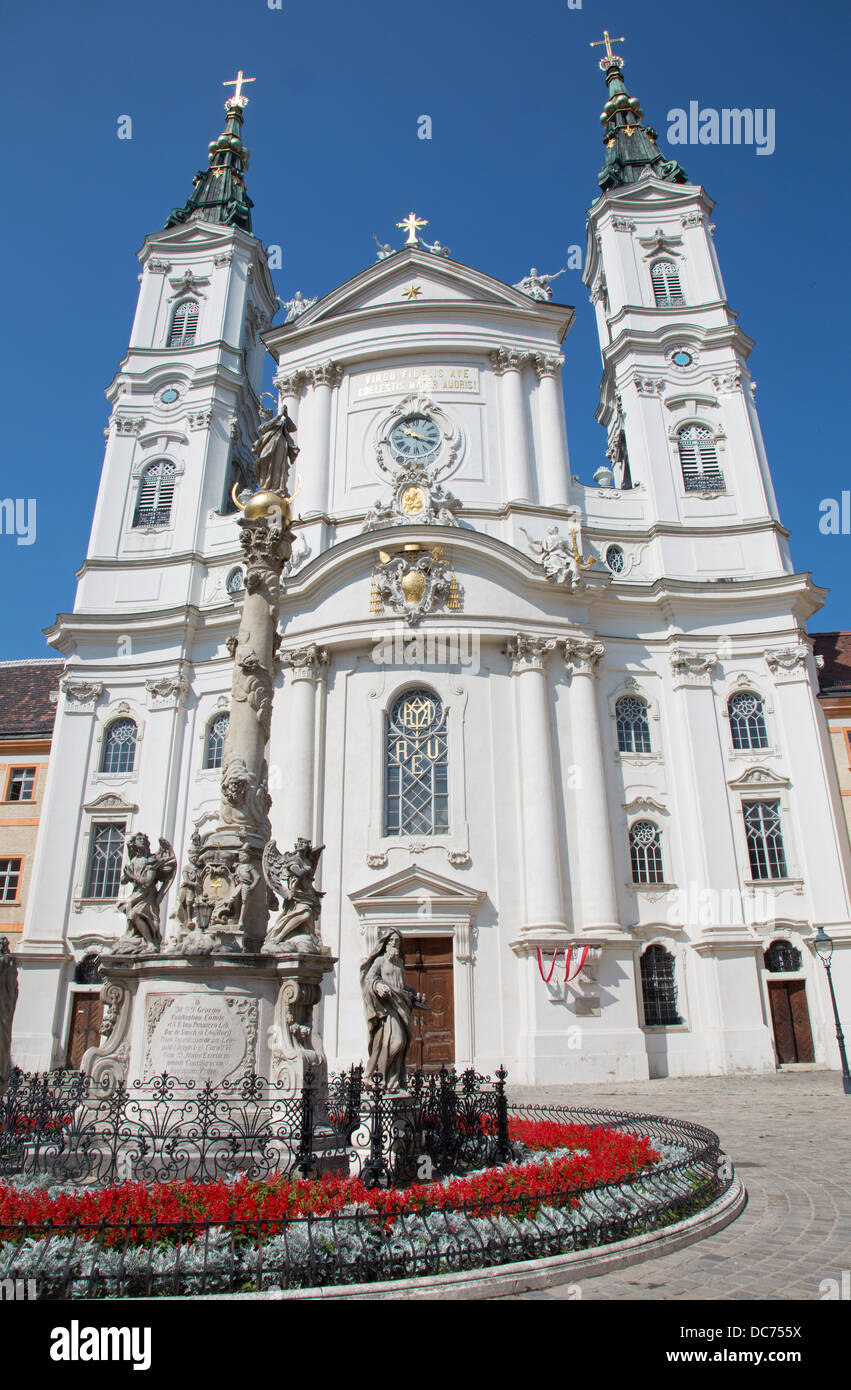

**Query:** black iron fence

left=0, top=1098, right=731, bottom=1298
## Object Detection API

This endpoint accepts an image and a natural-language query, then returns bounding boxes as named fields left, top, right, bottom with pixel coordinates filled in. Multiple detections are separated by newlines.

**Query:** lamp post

left=813, top=926, right=851, bottom=1095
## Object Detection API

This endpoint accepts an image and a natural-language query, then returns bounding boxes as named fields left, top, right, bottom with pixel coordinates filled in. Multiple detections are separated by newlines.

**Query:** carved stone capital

left=612, top=217, right=636, bottom=232
left=145, top=671, right=190, bottom=709
left=281, top=644, right=329, bottom=682
left=61, top=679, right=104, bottom=713
left=113, top=416, right=145, bottom=435
left=506, top=634, right=558, bottom=673
left=490, top=347, right=528, bottom=376
left=275, top=373, right=305, bottom=400
left=146, top=259, right=171, bottom=274
left=531, top=353, right=565, bottom=381
left=562, top=638, right=606, bottom=676
left=305, top=360, right=342, bottom=389
left=670, top=647, right=718, bottom=685
left=765, top=645, right=810, bottom=680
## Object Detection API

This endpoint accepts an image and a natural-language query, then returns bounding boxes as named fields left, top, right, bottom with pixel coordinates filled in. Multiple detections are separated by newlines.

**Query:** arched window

left=616, top=696, right=652, bottom=754
left=764, top=939, right=802, bottom=973
left=226, top=567, right=245, bottom=595
left=167, top=298, right=199, bottom=347
left=133, top=460, right=176, bottom=527
left=100, top=718, right=137, bottom=775
left=743, top=800, right=788, bottom=880
left=205, top=712, right=229, bottom=770
left=650, top=260, right=684, bottom=306
left=728, top=692, right=768, bottom=750
left=605, top=544, right=625, bottom=574
left=385, top=689, right=449, bottom=836
left=677, top=424, right=725, bottom=493
left=630, top=820, right=664, bottom=884
left=640, top=944, right=682, bottom=1025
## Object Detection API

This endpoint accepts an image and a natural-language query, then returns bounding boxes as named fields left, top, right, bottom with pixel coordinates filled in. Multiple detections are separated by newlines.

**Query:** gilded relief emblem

left=369, top=544, right=461, bottom=626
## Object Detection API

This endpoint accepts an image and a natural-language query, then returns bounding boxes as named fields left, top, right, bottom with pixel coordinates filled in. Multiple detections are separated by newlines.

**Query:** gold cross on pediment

left=397, top=212, right=428, bottom=245
left=590, top=29, right=625, bottom=62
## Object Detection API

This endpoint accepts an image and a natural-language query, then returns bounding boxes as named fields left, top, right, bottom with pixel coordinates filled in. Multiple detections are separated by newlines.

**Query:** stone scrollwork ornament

left=112, top=834, right=177, bottom=955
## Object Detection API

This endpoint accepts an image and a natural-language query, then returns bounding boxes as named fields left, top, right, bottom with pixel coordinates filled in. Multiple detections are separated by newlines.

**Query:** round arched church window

left=605, top=544, right=625, bottom=573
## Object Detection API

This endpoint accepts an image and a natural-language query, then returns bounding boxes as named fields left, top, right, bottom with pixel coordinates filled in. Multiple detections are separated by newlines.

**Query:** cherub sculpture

left=261, top=838, right=325, bottom=953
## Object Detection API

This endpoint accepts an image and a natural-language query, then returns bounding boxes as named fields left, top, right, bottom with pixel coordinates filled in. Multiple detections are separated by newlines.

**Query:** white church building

left=12, top=51, right=851, bottom=1084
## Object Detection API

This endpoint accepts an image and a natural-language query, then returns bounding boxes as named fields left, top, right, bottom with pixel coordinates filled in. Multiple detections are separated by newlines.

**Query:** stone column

left=274, top=372, right=304, bottom=427
left=562, top=639, right=620, bottom=933
left=491, top=349, right=531, bottom=501
left=532, top=354, right=569, bottom=507
left=507, top=635, right=567, bottom=933
left=280, top=644, right=329, bottom=845
left=210, top=506, right=294, bottom=948
left=299, top=361, right=341, bottom=516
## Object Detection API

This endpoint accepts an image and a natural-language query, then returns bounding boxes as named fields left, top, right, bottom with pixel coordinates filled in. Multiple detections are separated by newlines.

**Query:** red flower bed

left=0, top=1120, right=658, bottom=1243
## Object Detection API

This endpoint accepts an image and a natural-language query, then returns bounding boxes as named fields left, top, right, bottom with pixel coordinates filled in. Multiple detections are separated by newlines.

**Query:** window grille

left=84, top=824, right=126, bottom=899
left=616, top=696, right=652, bottom=753
left=630, top=820, right=664, bottom=884
left=641, top=944, right=683, bottom=1025
left=605, top=544, right=625, bottom=574
left=728, top=692, right=768, bottom=750
left=7, top=767, right=36, bottom=801
left=743, top=800, right=788, bottom=880
left=226, top=568, right=244, bottom=595
left=100, top=719, right=137, bottom=775
left=385, top=689, right=449, bottom=836
left=651, top=260, right=684, bottom=306
left=205, top=713, right=229, bottom=770
left=677, top=424, right=725, bottom=492
left=168, top=299, right=199, bottom=347
left=133, top=460, right=176, bottom=527
left=764, top=939, right=802, bottom=973
left=0, top=858, right=22, bottom=902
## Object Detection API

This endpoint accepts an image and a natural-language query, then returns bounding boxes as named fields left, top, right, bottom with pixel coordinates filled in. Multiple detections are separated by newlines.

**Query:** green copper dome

left=165, top=99, right=254, bottom=233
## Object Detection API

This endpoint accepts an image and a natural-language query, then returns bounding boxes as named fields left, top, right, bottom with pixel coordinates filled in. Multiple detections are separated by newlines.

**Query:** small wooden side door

left=768, top=980, right=815, bottom=1064
left=403, top=936, right=455, bottom=1070
left=66, top=993, right=104, bottom=1068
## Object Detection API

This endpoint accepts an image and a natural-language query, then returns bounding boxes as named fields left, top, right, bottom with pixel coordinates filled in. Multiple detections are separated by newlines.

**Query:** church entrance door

left=403, top=936, right=455, bottom=1070
left=66, top=992, right=104, bottom=1068
left=768, top=980, right=815, bottom=1065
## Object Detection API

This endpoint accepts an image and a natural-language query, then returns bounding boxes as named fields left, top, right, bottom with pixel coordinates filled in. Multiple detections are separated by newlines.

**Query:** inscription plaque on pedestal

left=144, top=993, right=257, bottom=1086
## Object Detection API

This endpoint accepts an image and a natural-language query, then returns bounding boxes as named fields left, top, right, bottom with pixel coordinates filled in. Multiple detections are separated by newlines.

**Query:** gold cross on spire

left=397, top=212, right=428, bottom=246
left=590, top=29, right=625, bottom=65
left=223, top=70, right=256, bottom=106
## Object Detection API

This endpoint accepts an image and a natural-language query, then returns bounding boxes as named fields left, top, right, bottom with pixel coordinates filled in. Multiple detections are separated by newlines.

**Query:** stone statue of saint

left=171, top=831, right=202, bottom=931
left=421, top=238, right=450, bottom=258
left=513, top=267, right=566, bottom=302
left=251, top=405, right=300, bottom=494
left=523, top=509, right=590, bottom=588
left=261, top=838, right=325, bottom=952
left=360, top=931, right=426, bottom=1093
left=280, top=290, right=317, bottom=323
left=0, top=937, right=18, bottom=1085
left=223, top=847, right=261, bottom=928
left=114, top=834, right=177, bottom=954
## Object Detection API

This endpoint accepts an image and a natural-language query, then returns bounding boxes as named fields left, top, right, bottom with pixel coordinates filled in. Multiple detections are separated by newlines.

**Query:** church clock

left=388, top=414, right=442, bottom=464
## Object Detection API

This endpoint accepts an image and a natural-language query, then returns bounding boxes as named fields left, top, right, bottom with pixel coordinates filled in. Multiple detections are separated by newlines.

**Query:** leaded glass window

left=650, top=260, right=684, bottom=306
left=743, top=800, right=788, bottom=880
left=168, top=298, right=199, bottom=347
left=641, top=944, right=682, bottom=1026
left=630, top=820, right=664, bottom=884
left=84, top=823, right=125, bottom=899
left=385, top=689, right=449, bottom=836
left=728, top=692, right=768, bottom=750
left=616, top=696, right=652, bottom=754
left=133, top=460, right=176, bottom=527
left=764, top=939, right=801, bottom=973
left=205, top=713, right=229, bottom=770
left=677, top=424, right=725, bottom=493
left=100, top=719, right=137, bottom=775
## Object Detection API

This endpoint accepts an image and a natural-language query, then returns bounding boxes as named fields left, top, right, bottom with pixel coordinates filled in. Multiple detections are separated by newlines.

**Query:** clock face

left=388, top=414, right=441, bottom=464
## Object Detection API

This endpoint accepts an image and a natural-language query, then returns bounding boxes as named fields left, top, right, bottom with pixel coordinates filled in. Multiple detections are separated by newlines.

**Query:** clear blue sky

left=1, top=0, right=848, bottom=657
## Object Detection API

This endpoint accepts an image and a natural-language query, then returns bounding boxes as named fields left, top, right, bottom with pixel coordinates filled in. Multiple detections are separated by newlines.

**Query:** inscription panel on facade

left=352, top=365, right=480, bottom=399
left=144, top=993, right=257, bottom=1086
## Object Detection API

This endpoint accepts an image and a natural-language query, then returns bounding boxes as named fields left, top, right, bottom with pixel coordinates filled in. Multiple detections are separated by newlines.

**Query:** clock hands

left=403, top=426, right=432, bottom=442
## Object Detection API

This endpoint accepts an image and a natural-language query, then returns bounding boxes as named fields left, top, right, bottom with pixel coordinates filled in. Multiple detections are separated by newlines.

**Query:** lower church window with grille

left=385, top=689, right=449, bottom=836
left=630, top=820, right=664, bottom=884
left=743, top=799, right=788, bottom=879
left=84, top=823, right=126, bottom=899
left=640, top=944, right=683, bottom=1026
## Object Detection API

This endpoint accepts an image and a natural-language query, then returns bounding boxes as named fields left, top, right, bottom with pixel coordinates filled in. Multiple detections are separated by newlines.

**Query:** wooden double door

left=768, top=979, right=815, bottom=1065
left=66, top=992, right=104, bottom=1068
left=403, top=935, right=455, bottom=1070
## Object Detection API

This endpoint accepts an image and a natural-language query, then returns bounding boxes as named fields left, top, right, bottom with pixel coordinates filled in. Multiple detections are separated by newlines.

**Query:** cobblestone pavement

left=492, top=1071, right=850, bottom=1301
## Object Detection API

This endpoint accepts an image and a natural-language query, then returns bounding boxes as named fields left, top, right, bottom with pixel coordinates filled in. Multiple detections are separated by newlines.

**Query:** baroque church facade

left=13, top=52, right=851, bottom=1084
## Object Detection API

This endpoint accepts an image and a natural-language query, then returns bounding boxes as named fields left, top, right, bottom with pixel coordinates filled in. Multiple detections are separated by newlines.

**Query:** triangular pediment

left=272, top=249, right=568, bottom=336
left=349, top=863, right=485, bottom=913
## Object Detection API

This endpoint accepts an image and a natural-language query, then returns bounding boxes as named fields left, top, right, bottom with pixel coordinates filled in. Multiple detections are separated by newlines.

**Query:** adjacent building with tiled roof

left=813, top=634, right=851, bottom=849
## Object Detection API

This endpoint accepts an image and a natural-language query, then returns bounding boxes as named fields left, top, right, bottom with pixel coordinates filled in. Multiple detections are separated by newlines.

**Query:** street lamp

left=813, top=926, right=851, bottom=1095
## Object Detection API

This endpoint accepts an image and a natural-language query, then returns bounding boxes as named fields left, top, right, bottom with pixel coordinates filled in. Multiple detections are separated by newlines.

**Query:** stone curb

left=189, top=1177, right=747, bottom=1301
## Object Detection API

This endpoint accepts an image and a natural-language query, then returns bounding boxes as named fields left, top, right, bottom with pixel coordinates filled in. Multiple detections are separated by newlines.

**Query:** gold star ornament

left=402, top=283, right=422, bottom=300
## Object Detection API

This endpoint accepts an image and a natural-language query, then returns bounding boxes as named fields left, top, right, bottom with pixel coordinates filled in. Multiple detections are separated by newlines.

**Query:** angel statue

left=251, top=404, right=299, bottom=494
left=113, top=834, right=177, bottom=954
left=421, top=238, right=450, bottom=258
left=373, top=233, right=395, bottom=260
left=261, top=838, right=325, bottom=953
left=522, top=511, right=593, bottom=589
left=279, top=290, right=317, bottom=323
left=360, top=931, right=426, bottom=1093
left=512, top=267, right=566, bottom=302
